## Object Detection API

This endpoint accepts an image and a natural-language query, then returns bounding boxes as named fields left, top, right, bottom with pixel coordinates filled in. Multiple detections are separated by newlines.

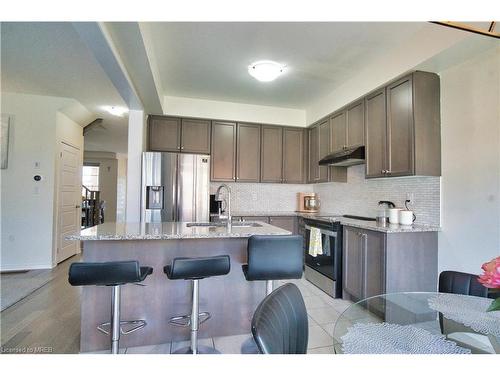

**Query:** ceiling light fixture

left=103, top=106, right=129, bottom=117
left=248, top=60, right=286, bottom=82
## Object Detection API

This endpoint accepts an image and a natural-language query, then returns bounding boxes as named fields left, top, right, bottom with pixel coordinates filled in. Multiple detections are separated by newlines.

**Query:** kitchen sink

left=231, top=222, right=262, bottom=228
left=186, top=222, right=226, bottom=227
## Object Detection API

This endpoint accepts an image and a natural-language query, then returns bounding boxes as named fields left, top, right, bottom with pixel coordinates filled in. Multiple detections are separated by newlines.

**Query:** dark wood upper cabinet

left=387, top=75, right=414, bottom=177
left=308, top=126, right=319, bottom=183
left=181, top=119, right=211, bottom=154
left=318, top=120, right=330, bottom=182
left=283, top=128, right=305, bottom=183
left=329, top=111, right=347, bottom=153
left=211, top=121, right=236, bottom=182
left=329, top=101, right=364, bottom=154
left=149, top=116, right=210, bottom=154
left=261, top=126, right=283, bottom=183
left=365, top=89, right=387, bottom=178
left=365, top=71, right=440, bottom=179
left=236, top=123, right=261, bottom=182
left=148, top=116, right=181, bottom=152
left=346, top=100, right=365, bottom=148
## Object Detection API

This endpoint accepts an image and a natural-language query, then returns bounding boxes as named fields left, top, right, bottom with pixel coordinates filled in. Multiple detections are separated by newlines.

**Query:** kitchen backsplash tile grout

left=210, top=165, right=440, bottom=226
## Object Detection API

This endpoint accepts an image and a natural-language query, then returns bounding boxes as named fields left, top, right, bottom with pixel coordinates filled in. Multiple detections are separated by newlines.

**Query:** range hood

left=318, top=146, right=365, bottom=167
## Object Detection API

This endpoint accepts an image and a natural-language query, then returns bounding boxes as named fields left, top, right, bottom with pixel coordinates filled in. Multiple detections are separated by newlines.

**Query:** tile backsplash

left=313, top=165, right=440, bottom=225
left=210, top=182, right=309, bottom=212
left=210, top=165, right=441, bottom=225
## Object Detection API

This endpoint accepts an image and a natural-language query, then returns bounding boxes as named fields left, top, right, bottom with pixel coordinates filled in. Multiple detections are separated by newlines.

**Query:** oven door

left=304, top=224, right=338, bottom=280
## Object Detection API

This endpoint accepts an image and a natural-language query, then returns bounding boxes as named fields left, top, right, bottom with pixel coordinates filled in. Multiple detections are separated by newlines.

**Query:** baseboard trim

left=0, top=263, right=55, bottom=272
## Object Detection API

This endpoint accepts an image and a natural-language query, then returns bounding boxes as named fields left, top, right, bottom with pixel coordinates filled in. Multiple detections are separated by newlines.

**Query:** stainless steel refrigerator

left=141, top=152, right=210, bottom=223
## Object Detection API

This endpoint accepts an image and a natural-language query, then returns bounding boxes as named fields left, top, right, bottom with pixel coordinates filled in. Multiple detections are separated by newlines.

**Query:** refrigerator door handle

left=175, top=154, right=180, bottom=222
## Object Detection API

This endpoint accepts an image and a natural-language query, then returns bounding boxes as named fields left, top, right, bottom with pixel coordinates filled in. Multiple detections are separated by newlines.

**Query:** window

left=82, top=166, right=99, bottom=191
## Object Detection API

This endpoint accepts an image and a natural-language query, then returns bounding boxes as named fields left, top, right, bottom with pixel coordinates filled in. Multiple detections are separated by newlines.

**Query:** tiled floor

left=97, top=277, right=353, bottom=355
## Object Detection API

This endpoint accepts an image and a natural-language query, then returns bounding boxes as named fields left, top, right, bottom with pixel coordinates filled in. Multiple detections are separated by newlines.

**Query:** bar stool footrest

left=97, top=320, right=147, bottom=335
left=168, top=312, right=211, bottom=327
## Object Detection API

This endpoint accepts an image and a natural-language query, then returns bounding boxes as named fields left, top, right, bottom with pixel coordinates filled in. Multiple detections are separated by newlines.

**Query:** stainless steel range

left=301, top=214, right=376, bottom=298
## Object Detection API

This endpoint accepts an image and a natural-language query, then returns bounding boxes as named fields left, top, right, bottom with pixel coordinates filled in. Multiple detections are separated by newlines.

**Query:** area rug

left=1, top=269, right=54, bottom=311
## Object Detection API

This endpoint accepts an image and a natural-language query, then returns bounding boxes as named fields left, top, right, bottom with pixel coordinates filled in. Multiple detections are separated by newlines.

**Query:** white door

left=57, top=142, right=81, bottom=263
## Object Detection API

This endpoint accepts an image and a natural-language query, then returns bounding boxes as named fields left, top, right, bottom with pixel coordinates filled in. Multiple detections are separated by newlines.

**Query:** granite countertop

left=316, top=217, right=441, bottom=233
left=68, top=221, right=291, bottom=241
left=230, top=211, right=441, bottom=233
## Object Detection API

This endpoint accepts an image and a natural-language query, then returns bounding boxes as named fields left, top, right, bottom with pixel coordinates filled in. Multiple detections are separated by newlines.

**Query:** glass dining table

left=332, top=292, right=500, bottom=354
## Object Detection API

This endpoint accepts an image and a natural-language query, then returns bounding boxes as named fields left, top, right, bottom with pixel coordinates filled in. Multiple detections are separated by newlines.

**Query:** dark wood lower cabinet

left=269, top=216, right=297, bottom=234
left=343, top=226, right=437, bottom=302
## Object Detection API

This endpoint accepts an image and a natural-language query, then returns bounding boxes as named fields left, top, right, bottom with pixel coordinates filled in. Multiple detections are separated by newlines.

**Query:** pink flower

left=478, top=256, right=500, bottom=289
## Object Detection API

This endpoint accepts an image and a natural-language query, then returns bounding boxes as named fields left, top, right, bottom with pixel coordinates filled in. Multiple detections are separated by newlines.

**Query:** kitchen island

left=69, top=221, right=290, bottom=352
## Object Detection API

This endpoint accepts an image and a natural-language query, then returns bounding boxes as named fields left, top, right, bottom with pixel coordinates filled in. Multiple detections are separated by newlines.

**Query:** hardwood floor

left=0, top=255, right=81, bottom=354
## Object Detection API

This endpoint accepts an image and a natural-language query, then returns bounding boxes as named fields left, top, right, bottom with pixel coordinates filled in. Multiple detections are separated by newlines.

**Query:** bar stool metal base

left=173, top=345, right=221, bottom=354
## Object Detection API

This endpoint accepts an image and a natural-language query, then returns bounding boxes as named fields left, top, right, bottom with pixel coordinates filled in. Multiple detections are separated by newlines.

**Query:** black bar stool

left=241, top=235, right=304, bottom=353
left=164, top=255, right=231, bottom=354
left=68, top=260, right=153, bottom=354
left=243, top=235, right=304, bottom=295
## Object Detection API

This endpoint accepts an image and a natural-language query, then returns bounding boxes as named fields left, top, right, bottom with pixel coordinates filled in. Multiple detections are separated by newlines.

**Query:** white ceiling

left=1, top=22, right=129, bottom=153
left=146, top=22, right=429, bottom=109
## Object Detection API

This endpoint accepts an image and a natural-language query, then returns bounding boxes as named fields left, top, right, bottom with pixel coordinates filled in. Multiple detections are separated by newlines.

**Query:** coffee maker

left=210, top=194, right=223, bottom=215
left=297, top=193, right=320, bottom=213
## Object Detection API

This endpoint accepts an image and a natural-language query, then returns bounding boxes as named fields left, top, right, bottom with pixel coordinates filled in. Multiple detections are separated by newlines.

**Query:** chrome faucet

left=215, top=184, right=232, bottom=225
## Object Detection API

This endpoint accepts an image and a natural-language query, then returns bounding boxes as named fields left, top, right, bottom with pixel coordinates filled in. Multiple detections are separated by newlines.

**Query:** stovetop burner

left=342, top=214, right=376, bottom=221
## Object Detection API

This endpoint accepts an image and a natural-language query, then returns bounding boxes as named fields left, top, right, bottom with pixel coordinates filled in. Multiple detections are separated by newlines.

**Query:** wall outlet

left=406, top=192, right=414, bottom=205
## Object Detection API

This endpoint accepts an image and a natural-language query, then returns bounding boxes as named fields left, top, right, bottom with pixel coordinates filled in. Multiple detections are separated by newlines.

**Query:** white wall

left=438, top=46, right=500, bottom=275
left=83, top=151, right=118, bottom=222
left=126, top=109, right=146, bottom=222
left=164, top=95, right=306, bottom=127
left=1, top=93, right=83, bottom=270
left=116, top=153, right=128, bottom=222
left=305, top=25, right=469, bottom=125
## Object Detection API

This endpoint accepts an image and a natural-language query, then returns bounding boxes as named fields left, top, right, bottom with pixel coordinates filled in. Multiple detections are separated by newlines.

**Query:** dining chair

left=438, top=270, right=494, bottom=354
left=251, top=283, right=308, bottom=354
